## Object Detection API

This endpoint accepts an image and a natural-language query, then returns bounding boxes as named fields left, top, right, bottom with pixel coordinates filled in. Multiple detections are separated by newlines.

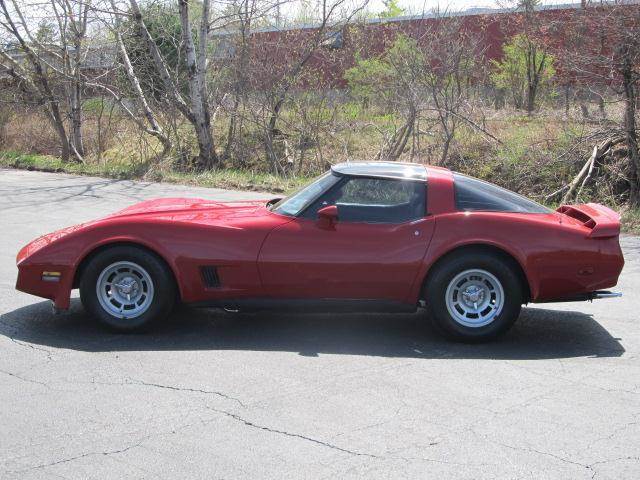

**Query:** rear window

left=453, top=173, right=550, bottom=214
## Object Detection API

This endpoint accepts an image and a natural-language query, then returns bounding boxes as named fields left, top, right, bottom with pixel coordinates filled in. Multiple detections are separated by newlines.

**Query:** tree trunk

left=69, top=80, right=84, bottom=158
left=440, top=134, right=453, bottom=165
left=48, top=107, right=71, bottom=162
left=178, top=0, right=217, bottom=170
left=526, top=84, right=536, bottom=116
left=193, top=113, right=216, bottom=169
left=264, top=99, right=286, bottom=173
left=69, top=24, right=85, bottom=159
left=224, top=94, right=240, bottom=161
left=525, top=45, right=545, bottom=116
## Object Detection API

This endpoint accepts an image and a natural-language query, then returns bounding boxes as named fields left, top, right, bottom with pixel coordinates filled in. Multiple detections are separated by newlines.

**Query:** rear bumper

left=15, top=263, right=74, bottom=310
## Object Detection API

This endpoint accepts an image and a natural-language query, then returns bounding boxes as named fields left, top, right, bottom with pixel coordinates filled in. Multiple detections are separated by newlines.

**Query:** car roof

left=331, top=162, right=429, bottom=181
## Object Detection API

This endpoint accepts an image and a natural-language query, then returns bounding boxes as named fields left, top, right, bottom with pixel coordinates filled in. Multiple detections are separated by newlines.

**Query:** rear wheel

left=79, top=246, right=176, bottom=331
left=424, top=252, right=523, bottom=342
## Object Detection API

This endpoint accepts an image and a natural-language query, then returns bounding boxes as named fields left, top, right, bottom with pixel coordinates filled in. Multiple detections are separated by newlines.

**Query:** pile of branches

left=548, top=135, right=627, bottom=205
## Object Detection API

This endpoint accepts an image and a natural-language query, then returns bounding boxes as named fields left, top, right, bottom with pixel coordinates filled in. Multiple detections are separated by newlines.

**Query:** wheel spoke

left=446, top=269, right=504, bottom=328
left=96, top=261, right=154, bottom=320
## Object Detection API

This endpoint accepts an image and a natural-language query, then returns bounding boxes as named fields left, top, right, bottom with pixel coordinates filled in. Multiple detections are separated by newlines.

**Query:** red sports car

left=15, top=162, right=624, bottom=341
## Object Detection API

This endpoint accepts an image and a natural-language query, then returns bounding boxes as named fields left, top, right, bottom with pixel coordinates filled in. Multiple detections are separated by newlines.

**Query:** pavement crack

left=126, top=379, right=246, bottom=407
left=11, top=442, right=142, bottom=473
left=0, top=368, right=49, bottom=388
left=586, top=456, right=640, bottom=480
left=8, top=337, right=55, bottom=360
left=85, top=378, right=246, bottom=407
left=206, top=406, right=378, bottom=458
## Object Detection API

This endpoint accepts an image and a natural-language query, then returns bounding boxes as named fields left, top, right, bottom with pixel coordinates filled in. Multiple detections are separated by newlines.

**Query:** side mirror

left=317, top=205, right=338, bottom=230
left=266, top=197, right=283, bottom=207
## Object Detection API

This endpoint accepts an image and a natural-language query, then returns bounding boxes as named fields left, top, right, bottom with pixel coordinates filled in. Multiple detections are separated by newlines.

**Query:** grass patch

left=0, top=150, right=310, bottom=194
left=621, top=207, right=640, bottom=235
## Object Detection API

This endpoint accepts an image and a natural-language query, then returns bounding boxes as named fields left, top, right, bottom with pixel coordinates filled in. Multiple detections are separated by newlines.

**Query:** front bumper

left=16, top=263, right=74, bottom=310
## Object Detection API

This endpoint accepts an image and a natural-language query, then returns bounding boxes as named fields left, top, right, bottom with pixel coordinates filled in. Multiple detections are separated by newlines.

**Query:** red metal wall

left=237, top=4, right=638, bottom=90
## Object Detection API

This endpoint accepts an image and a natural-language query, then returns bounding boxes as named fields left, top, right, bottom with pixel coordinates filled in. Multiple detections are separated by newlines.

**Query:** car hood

left=16, top=198, right=272, bottom=264
left=109, top=197, right=270, bottom=221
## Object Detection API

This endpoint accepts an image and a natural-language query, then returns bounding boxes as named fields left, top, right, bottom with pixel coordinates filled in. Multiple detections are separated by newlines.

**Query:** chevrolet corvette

left=16, top=162, right=624, bottom=341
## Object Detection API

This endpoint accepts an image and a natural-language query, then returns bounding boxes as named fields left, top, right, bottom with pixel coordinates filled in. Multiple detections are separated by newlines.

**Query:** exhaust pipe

left=589, top=290, right=622, bottom=300
left=537, top=290, right=622, bottom=303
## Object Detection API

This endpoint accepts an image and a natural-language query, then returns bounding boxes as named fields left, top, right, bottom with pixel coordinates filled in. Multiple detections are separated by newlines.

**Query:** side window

left=303, top=177, right=426, bottom=223
left=453, top=173, right=550, bottom=214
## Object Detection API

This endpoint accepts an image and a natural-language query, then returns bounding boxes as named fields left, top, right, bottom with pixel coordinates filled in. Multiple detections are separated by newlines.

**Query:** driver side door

left=258, top=176, right=435, bottom=303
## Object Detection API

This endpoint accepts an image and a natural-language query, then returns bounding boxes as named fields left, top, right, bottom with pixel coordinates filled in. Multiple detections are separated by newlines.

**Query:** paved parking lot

left=1, top=168, right=639, bottom=479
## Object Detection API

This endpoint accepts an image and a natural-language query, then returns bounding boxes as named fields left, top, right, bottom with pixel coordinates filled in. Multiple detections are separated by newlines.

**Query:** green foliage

left=344, top=35, right=422, bottom=107
left=621, top=207, right=640, bottom=235
left=345, top=55, right=391, bottom=106
left=341, top=102, right=362, bottom=120
left=490, top=34, right=555, bottom=109
left=379, top=0, right=405, bottom=18
left=518, top=0, right=541, bottom=12
left=82, top=98, right=108, bottom=114
left=35, top=20, right=56, bottom=43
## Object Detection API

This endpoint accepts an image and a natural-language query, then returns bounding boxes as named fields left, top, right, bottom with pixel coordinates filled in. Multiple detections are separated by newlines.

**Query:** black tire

left=79, top=245, right=176, bottom=332
left=424, top=252, right=523, bottom=342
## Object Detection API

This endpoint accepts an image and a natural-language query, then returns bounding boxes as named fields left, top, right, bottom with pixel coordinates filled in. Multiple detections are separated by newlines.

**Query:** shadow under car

left=0, top=299, right=625, bottom=360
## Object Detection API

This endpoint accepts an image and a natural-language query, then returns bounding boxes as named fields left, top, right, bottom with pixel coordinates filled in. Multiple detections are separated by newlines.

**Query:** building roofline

left=213, top=2, right=592, bottom=37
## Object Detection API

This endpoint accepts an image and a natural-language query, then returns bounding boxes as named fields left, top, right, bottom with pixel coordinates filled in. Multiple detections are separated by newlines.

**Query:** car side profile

left=16, top=162, right=624, bottom=341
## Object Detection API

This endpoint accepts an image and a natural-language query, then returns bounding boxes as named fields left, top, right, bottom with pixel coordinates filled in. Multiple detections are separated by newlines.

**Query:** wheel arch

left=72, top=241, right=182, bottom=300
left=420, top=243, right=532, bottom=303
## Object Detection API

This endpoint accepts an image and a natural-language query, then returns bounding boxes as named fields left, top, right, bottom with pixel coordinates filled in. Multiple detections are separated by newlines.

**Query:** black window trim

left=297, top=174, right=428, bottom=224
left=452, top=172, right=551, bottom=214
left=296, top=173, right=347, bottom=219
left=270, top=171, right=340, bottom=218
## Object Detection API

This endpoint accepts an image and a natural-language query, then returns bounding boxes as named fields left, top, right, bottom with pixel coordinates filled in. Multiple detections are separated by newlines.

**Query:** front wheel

left=424, top=252, right=523, bottom=342
left=79, top=246, right=176, bottom=332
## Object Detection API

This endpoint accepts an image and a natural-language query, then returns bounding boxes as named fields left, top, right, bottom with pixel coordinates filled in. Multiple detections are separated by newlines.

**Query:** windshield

left=270, top=172, right=340, bottom=217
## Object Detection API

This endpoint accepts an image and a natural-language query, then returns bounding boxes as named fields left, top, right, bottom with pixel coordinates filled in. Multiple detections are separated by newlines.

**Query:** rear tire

left=424, top=252, right=523, bottom=342
left=79, top=246, right=176, bottom=332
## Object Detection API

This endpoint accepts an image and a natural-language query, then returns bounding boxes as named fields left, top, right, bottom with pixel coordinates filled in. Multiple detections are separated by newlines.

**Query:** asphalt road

left=0, top=168, right=639, bottom=479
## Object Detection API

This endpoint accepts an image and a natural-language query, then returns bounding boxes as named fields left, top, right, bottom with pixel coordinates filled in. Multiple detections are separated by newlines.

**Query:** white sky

left=366, top=0, right=570, bottom=14
left=367, top=0, right=501, bottom=14
left=276, top=0, right=574, bottom=23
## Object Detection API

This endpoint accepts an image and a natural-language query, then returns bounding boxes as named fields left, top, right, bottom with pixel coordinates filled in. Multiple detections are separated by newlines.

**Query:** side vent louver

left=200, top=266, right=220, bottom=288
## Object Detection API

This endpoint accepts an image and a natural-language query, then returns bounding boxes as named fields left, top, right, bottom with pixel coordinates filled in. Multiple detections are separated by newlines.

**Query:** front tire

left=424, top=252, right=523, bottom=342
left=79, top=246, right=176, bottom=332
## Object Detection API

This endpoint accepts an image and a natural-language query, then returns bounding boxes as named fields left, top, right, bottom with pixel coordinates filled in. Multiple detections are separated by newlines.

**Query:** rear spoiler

left=556, top=203, right=621, bottom=238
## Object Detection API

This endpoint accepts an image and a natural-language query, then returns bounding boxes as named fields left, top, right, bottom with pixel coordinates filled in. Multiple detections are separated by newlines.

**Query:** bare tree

left=104, top=0, right=171, bottom=161
left=561, top=4, right=640, bottom=205
left=346, top=14, right=487, bottom=164
left=420, top=15, right=486, bottom=164
left=0, top=0, right=81, bottom=161
left=494, top=0, right=555, bottom=115
left=220, top=0, right=256, bottom=163
left=128, top=0, right=217, bottom=169
left=248, top=0, right=368, bottom=174
left=51, top=0, right=91, bottom=157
